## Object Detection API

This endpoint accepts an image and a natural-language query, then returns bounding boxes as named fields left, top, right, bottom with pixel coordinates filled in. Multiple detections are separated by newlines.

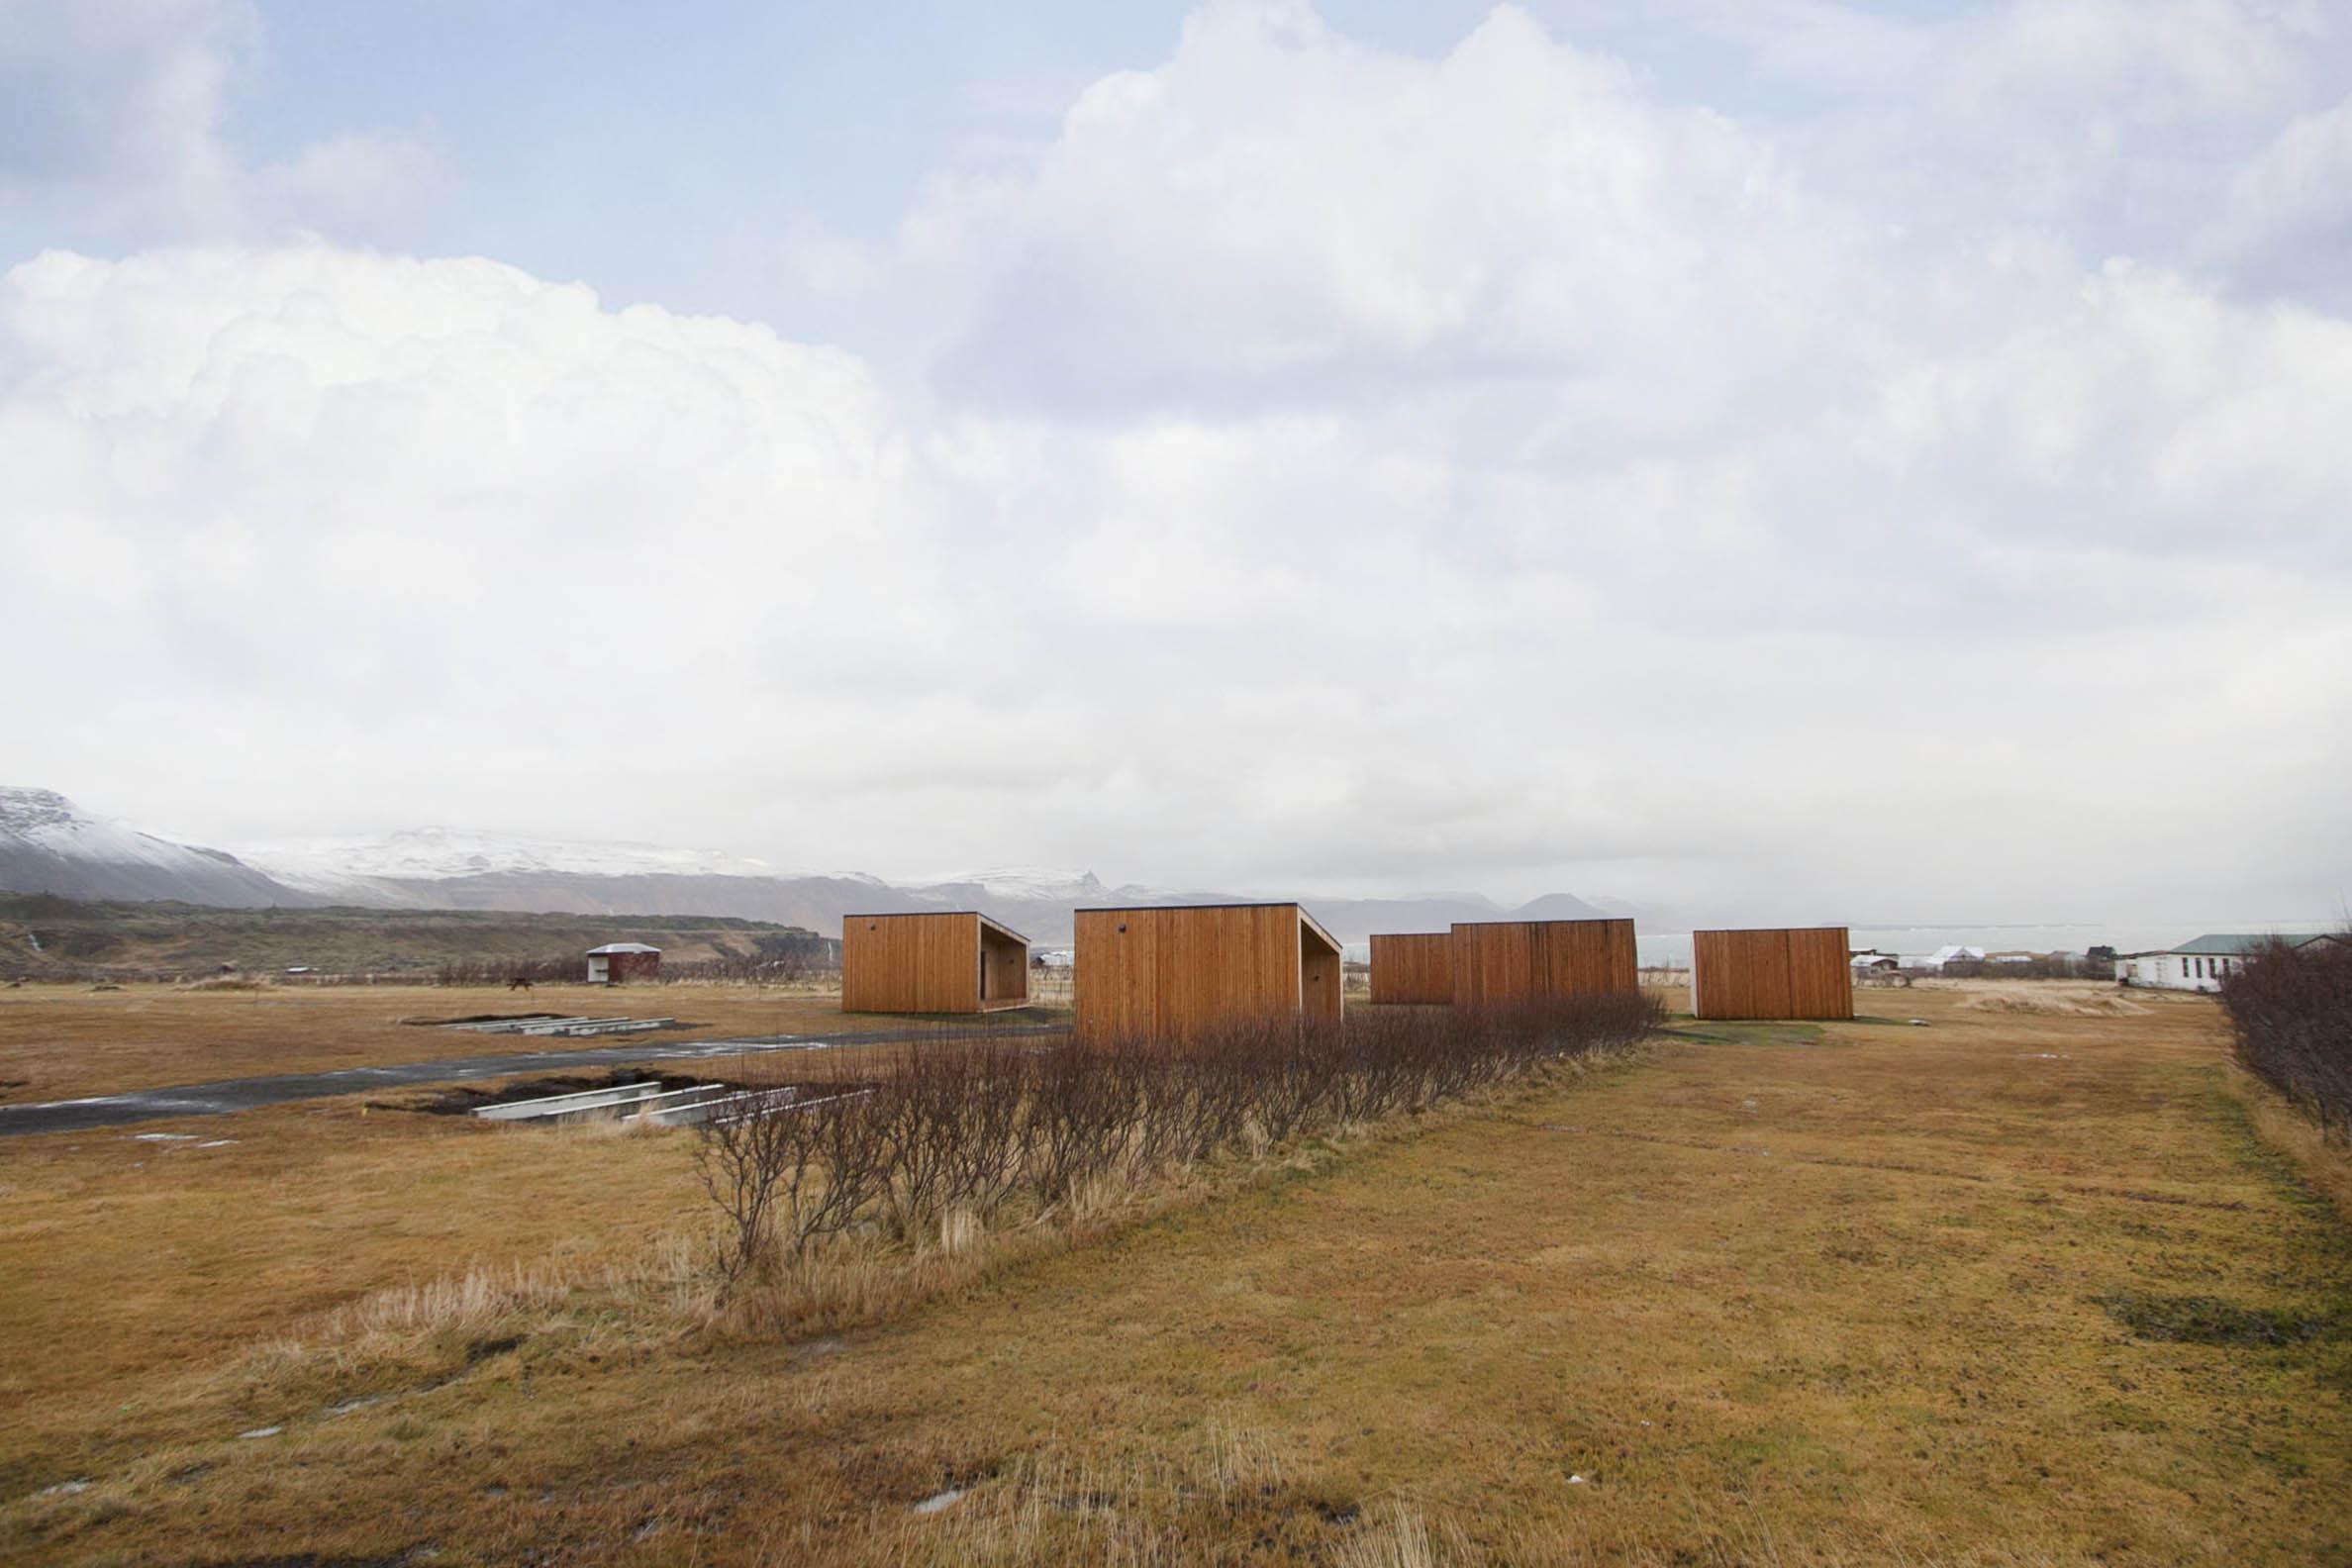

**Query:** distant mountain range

left=0, top=788, right=1625, bottom=944
left=0, top=788, right=301, bottom=909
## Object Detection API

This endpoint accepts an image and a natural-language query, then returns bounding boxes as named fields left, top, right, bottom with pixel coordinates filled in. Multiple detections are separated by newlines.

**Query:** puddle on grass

left=238, top=1425, right=282, bottom=1440
left=912, top=1487, right=964, bottom=1516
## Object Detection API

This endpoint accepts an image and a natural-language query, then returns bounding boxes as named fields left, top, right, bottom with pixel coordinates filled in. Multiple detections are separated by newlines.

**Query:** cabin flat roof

left=842, top=910, right=1032, bottom=944
left=1078, top=901, right=1342, bottom=953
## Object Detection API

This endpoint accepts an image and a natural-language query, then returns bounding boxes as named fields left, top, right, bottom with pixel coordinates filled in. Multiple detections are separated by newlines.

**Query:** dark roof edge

left=844, top=909, right=986, bottom=920
left=1075, top=901, right=1315, bottom=915
left=1686, top=926, right=1850, bottom=935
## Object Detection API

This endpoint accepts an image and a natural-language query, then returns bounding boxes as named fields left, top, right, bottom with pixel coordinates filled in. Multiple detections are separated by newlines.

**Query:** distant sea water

left=1339, top=920, right=2342, bottom=967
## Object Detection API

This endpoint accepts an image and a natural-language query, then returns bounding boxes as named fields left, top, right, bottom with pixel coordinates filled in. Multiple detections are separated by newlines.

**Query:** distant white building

left=1902, top=944, right=1986, bottom=972
left=2115, top=933, right=2340, bottom=993
left=1849, top=949, right=1901, bottom=973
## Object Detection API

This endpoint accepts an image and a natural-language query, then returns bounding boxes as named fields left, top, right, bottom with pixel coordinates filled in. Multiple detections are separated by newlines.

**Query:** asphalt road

left=0, top=1024, right=1070, bottom=1137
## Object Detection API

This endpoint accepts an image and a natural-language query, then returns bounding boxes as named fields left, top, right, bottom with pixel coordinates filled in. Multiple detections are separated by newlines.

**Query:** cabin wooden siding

left=1074, top=904, right=1342, bottom=1042
left=1691, top=927, right=1854, bottom=1020
left=978, top=922, right=1029, bottom=1009
left=841, top=912, right=1030, bottom=1014
left=1368, top=932, right=1453, bottom=1004
left=1449, top=919, right=1637, bottom=1006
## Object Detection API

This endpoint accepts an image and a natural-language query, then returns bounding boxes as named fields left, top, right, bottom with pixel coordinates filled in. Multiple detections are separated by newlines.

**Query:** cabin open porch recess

left=841, top=911, right=1032, bottom=1016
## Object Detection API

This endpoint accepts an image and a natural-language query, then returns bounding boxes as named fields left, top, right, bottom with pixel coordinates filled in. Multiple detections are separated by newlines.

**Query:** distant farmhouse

left=2115, top=932, right=2344, bottom=993
left=586, top=941, right=660, bottom=985
left=1903, top=944, right=1986, bottom=972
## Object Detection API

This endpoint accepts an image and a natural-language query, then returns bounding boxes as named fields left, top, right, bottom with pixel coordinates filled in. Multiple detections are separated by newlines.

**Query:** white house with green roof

left=2115, top=932, right=2342, bottom=993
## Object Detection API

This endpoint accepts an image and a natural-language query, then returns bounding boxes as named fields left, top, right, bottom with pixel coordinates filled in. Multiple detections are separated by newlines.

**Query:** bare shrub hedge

left=696, top=992, right=1660, bottom=1292
left=2219, top=936, right=2352, bottom=1141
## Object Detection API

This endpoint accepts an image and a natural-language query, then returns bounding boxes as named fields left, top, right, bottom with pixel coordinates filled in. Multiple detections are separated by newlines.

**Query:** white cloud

left=2, top=2, right=2349, bottom=925
left=251, top=129, right=445, bottom=244
left=2202, top=95, right=2352, bottom=305
left=1558, top=0, right=2344, bottom=296
left=0, top=0, right=441, bottom=246
left=918, top=3, right=1864, bottom=433
left=0, top=244, right=962, bottom=835
left=0, top=0, right=251, bottom=231
left=1870, top=260, right=2352, bottom=557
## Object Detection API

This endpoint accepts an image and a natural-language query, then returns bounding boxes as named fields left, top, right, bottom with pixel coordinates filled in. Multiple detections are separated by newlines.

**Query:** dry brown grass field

left=4, top=980, right=2349, bottom=1565
left=0, top=981, right=969, bottom=1102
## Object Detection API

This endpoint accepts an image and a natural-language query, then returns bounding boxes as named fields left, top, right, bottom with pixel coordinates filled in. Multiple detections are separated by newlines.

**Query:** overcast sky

left=3, top=0, right=2348, bottom=924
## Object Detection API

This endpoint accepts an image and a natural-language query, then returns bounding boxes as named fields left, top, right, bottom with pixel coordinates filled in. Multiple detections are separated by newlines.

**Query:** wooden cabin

left=1690, top=927, right=1854, bottom=1020
left=1450, top=918, right=1637, bottom=1007
left=1368, top=931, right=1452, bottom=1004
left=840, top=911, right=1031, bottom=1015
left=1074, top=903, right=1342, bottom=1042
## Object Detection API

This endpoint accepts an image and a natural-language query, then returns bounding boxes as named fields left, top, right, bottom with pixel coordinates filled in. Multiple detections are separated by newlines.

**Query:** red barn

left=586, top=942, right=661, bottom=985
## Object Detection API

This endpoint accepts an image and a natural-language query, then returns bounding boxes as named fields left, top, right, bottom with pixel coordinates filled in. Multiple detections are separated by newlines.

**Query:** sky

left=2, top=0, right=2349, bottom=925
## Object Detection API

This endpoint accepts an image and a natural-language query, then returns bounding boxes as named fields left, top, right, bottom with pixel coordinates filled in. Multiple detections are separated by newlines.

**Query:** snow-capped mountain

left=0, top=788, right=311, bottom=908
left=3, top=788, right=1638, bottom=941
left=903, top=868, right=1178, bottom=907
left=215, top=827, right=891, bottom=928
left=236, top=828, right=806, bottom=901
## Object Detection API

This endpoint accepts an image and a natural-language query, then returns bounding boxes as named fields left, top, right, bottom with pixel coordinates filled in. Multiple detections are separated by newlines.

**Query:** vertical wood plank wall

left=1690, top=927, right=1854, bottom=1020
left=1301, top=921, right=1343, bottom=1021
left=1450, top=919, right=1638, bottom=1006
left=1368, top=933, right=1453, bottom=1004
left=1076, top=905, right=1333, bottom=1041
left=977, top=921, right=1029, bottom=1009
left=841, top=912, right=983, bottom=1014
